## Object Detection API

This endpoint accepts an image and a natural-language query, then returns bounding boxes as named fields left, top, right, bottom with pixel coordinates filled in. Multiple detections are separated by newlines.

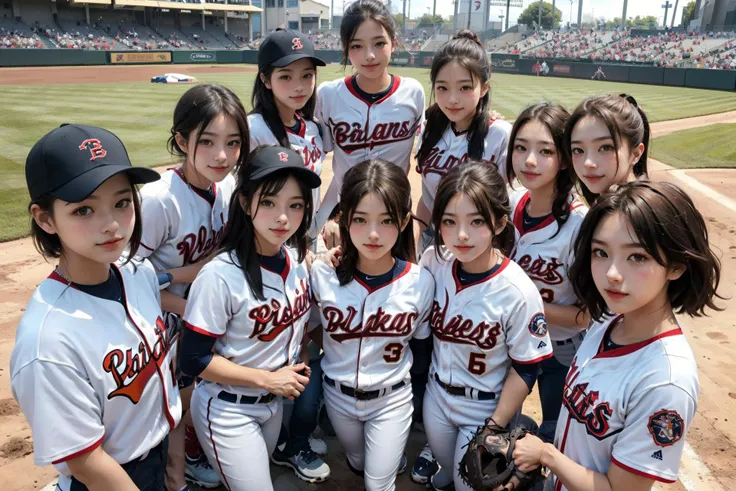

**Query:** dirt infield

left=0, top=64, right=257, bottom=85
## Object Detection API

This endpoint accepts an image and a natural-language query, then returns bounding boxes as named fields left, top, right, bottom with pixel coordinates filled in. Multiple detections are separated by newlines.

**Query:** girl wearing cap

left=250, top=29, right=331, bottom=484
left=250, top=29, right=326, bottom=246
left=314, top=0, right=426, bottom=235
left=11, top=124, right=181, bottom=491
left=136, top=84, right=249, bottom=491
left=177, top=145, right=322, bottom=491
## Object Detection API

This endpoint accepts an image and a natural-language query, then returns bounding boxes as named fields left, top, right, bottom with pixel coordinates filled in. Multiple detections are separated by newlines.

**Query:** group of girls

left=10, top=1, right=723, bottom=491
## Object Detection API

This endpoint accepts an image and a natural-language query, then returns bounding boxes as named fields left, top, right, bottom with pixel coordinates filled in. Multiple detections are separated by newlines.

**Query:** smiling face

left=434, top=60, right=488, bottom=132
left=247, top=175, right=306, bottom=256
left=35, top=173, right=136, bottom=271
left=511, top=120, right=561, bottom=193
left=176, top=113, right=242, bottom=187
left=265, top=58, right=316, bottom=115
left=347, top=19, right=395, bottom=82
left=570, top=115, right=643, bottom=195
left=590, top=212, right=682, bottom=316
left=439, top=192, right=506, bottom=273
left=348, top=192, right=403, bottom=269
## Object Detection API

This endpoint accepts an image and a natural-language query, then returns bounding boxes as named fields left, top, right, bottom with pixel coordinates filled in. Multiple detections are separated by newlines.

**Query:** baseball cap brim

left=51, top=165, right=160, bottom=202
left=250, top=164, right=322, bottom=189
left=270, top=53, right=327, bottom=68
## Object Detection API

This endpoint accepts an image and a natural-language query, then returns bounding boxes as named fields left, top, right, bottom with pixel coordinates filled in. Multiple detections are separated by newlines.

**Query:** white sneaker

left=309, top=435, right=328, bottom=455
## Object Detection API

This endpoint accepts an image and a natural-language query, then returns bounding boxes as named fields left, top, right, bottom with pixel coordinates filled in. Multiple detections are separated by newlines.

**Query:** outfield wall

left=1, top=49, right=734, bottom=91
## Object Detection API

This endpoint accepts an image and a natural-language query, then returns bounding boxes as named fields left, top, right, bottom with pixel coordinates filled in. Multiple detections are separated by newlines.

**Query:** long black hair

left=336, top=159, right=416, bottom=285
left=340, top=0, right=396, bottom=66
left=219, top=146, right=314, bottom=300
left=417, top=30, right=491, bottom=168
left=169, top=84, right=250, bottom=172
left=506, top=102, right=574, bottom=237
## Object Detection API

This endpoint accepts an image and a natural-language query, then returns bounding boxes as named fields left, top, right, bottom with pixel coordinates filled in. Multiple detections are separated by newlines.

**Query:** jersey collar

left=172, top=167, right=218, bottom=207
left=513, top=191, right=556, bottom=237
left=285, top=112, right=307, bottom=139
left=594, top=315, right=684, bottom=359
left=452, top=256, right=510, bottom=293
left=344, top=75, right=402, bottom=106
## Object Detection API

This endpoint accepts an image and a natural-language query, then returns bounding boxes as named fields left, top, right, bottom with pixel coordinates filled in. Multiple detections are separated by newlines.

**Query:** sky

left=332, top=0, right=690, bottom=27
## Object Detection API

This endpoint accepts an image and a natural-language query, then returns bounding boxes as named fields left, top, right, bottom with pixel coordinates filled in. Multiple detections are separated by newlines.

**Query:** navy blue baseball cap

left=26, top=124, right=160, bottom=202
left=248, top=146, right=321, bottom=188
left=258, top=29, right=326, bottom=72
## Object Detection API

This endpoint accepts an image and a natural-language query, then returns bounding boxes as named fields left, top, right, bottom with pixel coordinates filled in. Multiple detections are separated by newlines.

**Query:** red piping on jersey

left=353, top=260, right=412, bottom=294
left=47, top=270, right=81, bottom=289
left=207, top=397, right=233, bottom=491
left=285, top=112, right=307, bottom=139
left=452, top=256, right=510, bottom=293
left=116, top=264, right=177, bottom=430
left=554, top=415, right=573, bottom=491
left=139, top=242, right=155, bottom=252
left=173, top=167, right=218, bottom=207
left=594, top=315, right=683, bottom=359
left=611, top=456, right=677, bottom=483
left=513, top=192, right=556, bottom=236
left=344, top=75, right=402, bottom=106
left=260, top=246, right=292, bottom=283
left=184, top=320, right=224, bottom=338
left=52, top=435, right=104, bottom=464
left=449, top=122, right=469, bottom=138
left=511, top=351, right=553, bottom=365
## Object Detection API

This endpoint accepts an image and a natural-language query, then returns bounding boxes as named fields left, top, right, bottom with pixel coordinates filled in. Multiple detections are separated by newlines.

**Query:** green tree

left=681, top=1, right=697, bottom=27
left=417, top=14, right=444, bottom=26
left=393, top=13, right=404, bottom=27
left=517, top=1, right=563, bottom=30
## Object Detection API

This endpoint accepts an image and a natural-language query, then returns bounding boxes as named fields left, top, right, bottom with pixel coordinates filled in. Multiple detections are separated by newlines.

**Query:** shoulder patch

left=647, top=409, right=684, bottom=447
left=528, top=313, right=548, bottom=338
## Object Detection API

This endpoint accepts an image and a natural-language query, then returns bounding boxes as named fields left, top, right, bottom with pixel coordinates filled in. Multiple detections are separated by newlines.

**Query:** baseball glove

left=458, top=421, right=546, bottom=491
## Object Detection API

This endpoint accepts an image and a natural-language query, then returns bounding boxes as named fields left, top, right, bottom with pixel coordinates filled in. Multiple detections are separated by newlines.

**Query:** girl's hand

left=490, top=109, right=505, bottom=121
left=263, top=364, right=310, bottom=400
left=315, top=246, right=343, bottom=269
left=511, top=433, right=547, bottom=472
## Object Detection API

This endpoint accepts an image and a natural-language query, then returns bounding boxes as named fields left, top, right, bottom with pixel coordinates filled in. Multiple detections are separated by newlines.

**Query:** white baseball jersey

left=417, top=119, right=512, bottom=211
left=311, top=260, right=435, bottom=390
left=509, top=188, right=588, bottom=341
left=549, top=315, right=699, bottom=489
left=421, top=247, right=553, bottom=394
left=10, top=260, right=181, bottom=487
left=248, top=112, right=325, bottom=215
left=138, top=168, right=235, bottom=298
left=182, top=248, right=310, bottom=399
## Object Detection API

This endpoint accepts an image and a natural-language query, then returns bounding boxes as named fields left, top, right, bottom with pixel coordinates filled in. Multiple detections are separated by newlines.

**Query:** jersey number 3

left=384, top=343, right=403, bottom=363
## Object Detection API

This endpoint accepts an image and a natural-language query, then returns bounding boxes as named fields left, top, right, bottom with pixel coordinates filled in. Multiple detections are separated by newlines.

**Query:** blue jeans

left=280, top=357, right=324, bottom=456
left=537, top=353, right=569, bottom=443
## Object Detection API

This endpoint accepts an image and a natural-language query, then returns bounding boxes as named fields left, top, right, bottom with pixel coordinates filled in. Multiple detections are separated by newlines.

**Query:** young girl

left=310, top=159, right=435, bottom=491
left=177, top=145, right=321, bottom=491
left=250, top=28, right=327, bottom=243
left=510, top=181, right=721, bottom=491
left=137, top=83, right=248, bottom=490
left=11, top=124, right=181, bottom=491
left=420, top=162, right=553, bottom=491
left=506, top=103, right=589, bottom=444
left=314, top=0, right=425, bottom=234
left=415, top=30, right=512, bottom=242
left=565, top=93, right=650, bottom=204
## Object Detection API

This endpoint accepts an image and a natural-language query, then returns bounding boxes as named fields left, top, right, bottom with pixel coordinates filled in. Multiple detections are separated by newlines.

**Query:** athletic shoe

left=271, top=448, right=331, bottom=483
left=184, top=453, right=221, bottom=489
left=411, top=443, right=439, bottom=484
left=309, top=435, right=328, bottom=456
left=397, top=453, right=408, bottom=475
left=429, top=472, right=456, bottom=491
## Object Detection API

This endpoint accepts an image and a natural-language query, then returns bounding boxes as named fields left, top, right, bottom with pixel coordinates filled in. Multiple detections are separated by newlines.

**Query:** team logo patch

left=278, top=151, right=289, bottom=162
left=292, top=37, right=303, bottom=50
left=528, top=313, right=548, bottom=338
left=79, top=139, right=107, bottom=161
left=648, top=409, right=684, bottom=447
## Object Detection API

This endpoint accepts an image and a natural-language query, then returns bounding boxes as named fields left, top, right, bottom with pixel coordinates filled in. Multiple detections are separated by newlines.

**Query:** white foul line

left=670, top=169, right=736, bottom=214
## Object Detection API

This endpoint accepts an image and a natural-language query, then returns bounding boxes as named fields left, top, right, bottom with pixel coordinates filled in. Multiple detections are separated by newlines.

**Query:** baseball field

left=1, top=63, right=735, bottom=491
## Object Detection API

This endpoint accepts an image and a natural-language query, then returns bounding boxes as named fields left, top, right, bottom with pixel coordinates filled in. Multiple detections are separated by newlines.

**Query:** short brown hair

left=431, top=161, right=514, bottom=258
left=29, top=176, right=144, bottom=263
left=570, top=180, right=723, bottom=320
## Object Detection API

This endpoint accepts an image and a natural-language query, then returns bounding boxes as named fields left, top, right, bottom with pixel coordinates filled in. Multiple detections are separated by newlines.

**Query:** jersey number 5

left=384, top=343, right=403, bottom=363
left=468, top=352, right=487, bottom=375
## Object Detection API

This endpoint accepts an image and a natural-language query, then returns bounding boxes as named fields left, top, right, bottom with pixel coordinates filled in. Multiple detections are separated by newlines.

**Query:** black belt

left=324, top=375, right=406, bottom=401
left=434, top=373, right=495, bottom=401
left=217, top=390, right=276, bottom=405
left=555, top=332, right=586, bottom=346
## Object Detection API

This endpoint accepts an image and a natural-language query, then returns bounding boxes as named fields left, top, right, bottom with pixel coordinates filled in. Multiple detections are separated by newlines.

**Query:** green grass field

left=2, top=64, right=736, bottom=241
left=651, top=123, right=736, bottom=169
